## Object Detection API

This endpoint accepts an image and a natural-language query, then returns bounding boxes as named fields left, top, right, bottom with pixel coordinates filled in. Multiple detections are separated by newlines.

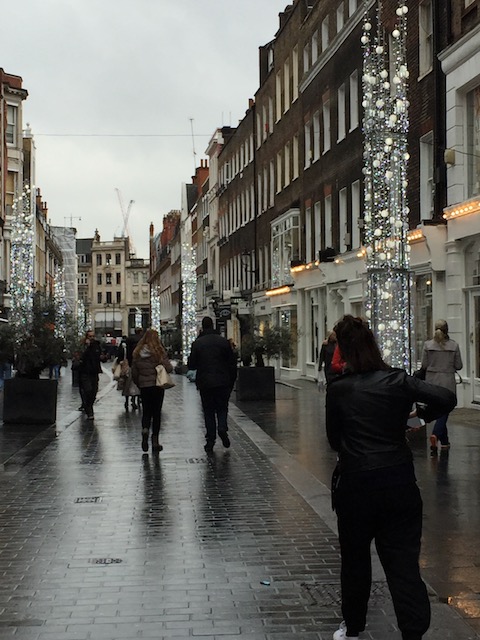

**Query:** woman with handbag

left=131, top=328, right=173, bottom=453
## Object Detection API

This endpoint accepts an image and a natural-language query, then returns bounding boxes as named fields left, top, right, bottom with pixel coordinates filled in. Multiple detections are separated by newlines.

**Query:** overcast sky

left=3, top=1, right=288, bottom=259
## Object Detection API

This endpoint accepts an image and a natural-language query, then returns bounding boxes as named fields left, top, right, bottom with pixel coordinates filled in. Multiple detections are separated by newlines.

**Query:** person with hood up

left=131, top=328, right=173, bottom=453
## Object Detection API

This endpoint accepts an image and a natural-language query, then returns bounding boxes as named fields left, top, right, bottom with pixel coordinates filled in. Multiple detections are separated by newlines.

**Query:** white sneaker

left=333, top=621, right=359, bottom=640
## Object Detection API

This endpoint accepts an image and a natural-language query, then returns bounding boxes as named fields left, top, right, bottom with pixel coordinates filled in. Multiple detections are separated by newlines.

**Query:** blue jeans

left=0, top=362, right=12, bottom=390
left=432, top=413, right=449, bottom=446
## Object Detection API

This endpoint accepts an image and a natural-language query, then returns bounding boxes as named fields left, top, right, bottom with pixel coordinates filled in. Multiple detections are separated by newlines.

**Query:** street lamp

left=241, top=249, right=256, bottom=293
left=104, top=302, right=110, bottom=335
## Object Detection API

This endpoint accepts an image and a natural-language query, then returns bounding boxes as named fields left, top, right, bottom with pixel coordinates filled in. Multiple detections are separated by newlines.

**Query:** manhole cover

left=89, top=558, right=122, bottom=565
left=74, top=497, right=102, bottom=503
left=301, top=581, right=390, bottom=606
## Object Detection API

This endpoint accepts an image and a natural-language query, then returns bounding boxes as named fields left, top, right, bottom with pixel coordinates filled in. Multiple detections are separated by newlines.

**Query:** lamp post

left=104, top=303, right=110, bottom=336
left=241, top=249, right=256, bottom=294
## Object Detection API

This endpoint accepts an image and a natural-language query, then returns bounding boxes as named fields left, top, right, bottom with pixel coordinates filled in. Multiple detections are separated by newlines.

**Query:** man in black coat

left=78, top=330, right=102, bottom=420
left=188, top=316, right=238, bottom=452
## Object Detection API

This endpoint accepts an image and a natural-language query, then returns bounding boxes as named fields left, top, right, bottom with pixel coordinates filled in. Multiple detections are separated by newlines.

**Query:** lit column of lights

left=361, top=1, right=411, bottom=369
left=77, top=298, right=86, bottom=337
left=135, top=307, right=142, bottom=328
left=53, top=264, right=67, bottom=339
left=150, top=286, right=161, bottom=333
left=10, top=184, right=35, bottom=340
left=181, top=241, right=197, bottom=360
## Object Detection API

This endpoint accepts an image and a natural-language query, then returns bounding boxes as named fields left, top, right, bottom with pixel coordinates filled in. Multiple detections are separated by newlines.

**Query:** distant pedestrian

left=187, top=316, right=237, bottom=453
left=326, top=315, right=456, bottom=640
left=131, top=328, right=172, bottom=453
left=318, top=330, right=337, bottom=385
left=78, top=329, right=102, bottom=420
left=118, top=335, right=140, bottom=410
left=421, top=319, right=463, bottom=454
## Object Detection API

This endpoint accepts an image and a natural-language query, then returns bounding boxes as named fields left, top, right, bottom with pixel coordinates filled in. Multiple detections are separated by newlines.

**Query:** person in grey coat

left=421, top=319, right=463, bottom=453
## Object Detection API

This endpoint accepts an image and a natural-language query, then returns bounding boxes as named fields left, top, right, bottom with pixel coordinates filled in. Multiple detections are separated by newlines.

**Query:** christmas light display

left=77, top=298, right=87, bottom=337
left=362, top=0, right=411, bottom=369
left=53, top=264, right=67, bottom=339
left=150, top=286, right=161, bottom=332
left=10, top=185, right=35, bottom=340
left=135, top=307, right=142, bottom=329
left=181, top=241, right=197, bottom=359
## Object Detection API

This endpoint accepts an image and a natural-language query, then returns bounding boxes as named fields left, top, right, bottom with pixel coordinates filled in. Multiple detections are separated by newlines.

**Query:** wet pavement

left=0, top=368, right=478, bottom=639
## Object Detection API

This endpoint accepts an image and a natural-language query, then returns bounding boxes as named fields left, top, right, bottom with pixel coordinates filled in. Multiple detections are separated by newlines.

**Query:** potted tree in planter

left=3, top=296, right=60, bottom=425
left=236, top=326, right=296, bottom=401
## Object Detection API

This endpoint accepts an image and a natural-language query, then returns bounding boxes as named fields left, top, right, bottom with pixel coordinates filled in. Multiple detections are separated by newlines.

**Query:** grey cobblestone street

left=0, top=369, right=478, bottom=639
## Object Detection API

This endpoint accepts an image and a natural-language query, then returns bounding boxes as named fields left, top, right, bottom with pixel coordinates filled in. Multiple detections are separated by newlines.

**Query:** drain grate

left=89, top=558, right=122, bottom=565
left=74, top=496, right=102, bottom=503
left=186, top=457, right=207, bottom=464
left=301, top=581, right=390, bottom=606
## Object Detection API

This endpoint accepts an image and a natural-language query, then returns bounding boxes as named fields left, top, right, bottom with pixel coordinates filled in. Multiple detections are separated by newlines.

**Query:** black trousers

left=335, top=481, right=430, bottom=640
left=79, top=373, right=99, bottom=417
left=140, top=386, right=165, bottom=437
left=199, top=386, right=231, bottom=443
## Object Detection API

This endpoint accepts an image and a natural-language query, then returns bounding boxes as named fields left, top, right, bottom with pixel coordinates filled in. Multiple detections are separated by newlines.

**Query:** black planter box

left=236, top=366, right=275, bottom=401
left=3, top=378, right=58, bottom=425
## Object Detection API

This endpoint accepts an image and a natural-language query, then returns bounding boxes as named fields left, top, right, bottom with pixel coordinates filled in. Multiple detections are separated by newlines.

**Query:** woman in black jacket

left=326, top=315, right=456, bottom=640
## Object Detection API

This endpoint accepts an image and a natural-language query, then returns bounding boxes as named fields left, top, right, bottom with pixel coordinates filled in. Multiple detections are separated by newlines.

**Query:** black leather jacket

left=326, top=368, right=456, bottom=475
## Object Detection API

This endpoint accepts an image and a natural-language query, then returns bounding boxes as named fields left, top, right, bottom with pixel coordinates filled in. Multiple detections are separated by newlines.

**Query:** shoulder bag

left=155, top=364, right=175, bottom=389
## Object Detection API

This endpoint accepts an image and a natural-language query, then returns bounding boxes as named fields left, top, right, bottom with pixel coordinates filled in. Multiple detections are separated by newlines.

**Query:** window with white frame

left=268, top=97, right=274, bottom=135
left=339, top=187, right=348, bottom=252
left=467, top=86, right=480, bottom=198
left=6, top=105, right=17, bottom=145
left=337, top=3, right=344, bottom=33
left=269, top=161, right=275, bottom=206
left=349, top=71, right=359, bottom=130
left=313, top=111, right=321, bottom=161
left=325, top=194, right=333, bottom=248
left=420, top=131, right=434, bottom=218
left=276, top=151, right=283, bottom=192
left=79, top=272, right=88, bottom=285
left=351, top=180, right=361, bottom=249
left=263, top=167, right=268, bottom=212
left=419, top=0, right=433, bottom=76
left=271, top=210, right=300, bottom=287
left=262, top=105, right=267, bottom=141
left=292, top=45, right=299, bottom=101
left=292, top=134, right=299, bottom=180
left=304, top=121, right=312, bottom=168
left=284, top=58, right=290, bottom=113
left=465, top=0, right=475, bottom=7
left=337, top=84, right=346, bottom=141
left=284, top=142, right=291, bottom=187
left=322, top=16, right=329, bottom=51
left=323, top=99, right=331, bottom=153
left=312, top=31, right=319, bottom=65
left=303, top=42, right=310, bottom=73
left=348, top=0, right=358, bottom=17
left=314, top=201, right=321, bottom=259
left=305, top=206, right=312, bottom=263
left=276, top=71, right=282, bottom=122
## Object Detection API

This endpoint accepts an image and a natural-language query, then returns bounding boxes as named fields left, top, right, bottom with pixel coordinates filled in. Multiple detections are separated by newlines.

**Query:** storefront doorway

left=470, top=291, right=480, bottom=404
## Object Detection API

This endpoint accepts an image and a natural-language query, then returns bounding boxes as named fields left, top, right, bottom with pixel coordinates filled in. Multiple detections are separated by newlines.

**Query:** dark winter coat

left=78, top=340, right=102, bottom=376
left=326, top=369, right=456, bottom=476
left=131, top=346, right=172, bottom=388
left=187, top=329, right=238, bottom=391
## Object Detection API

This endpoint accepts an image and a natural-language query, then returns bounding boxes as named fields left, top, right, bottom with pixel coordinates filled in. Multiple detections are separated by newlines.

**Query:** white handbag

left=155, top=364, right=175, bottom=389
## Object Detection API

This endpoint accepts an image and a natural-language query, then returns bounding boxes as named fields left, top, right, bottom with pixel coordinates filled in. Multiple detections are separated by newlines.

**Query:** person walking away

left=118, top=335, right=140, bottom=410
left=78, top=330, right=102, bottom=420
left=318, top=330, right=337, bottom=385
left=187, top=316, right=238, bottom=453
left=421, top=319, right=462, bottom=454
left=131, top=328, right=172, bottom=453
left=326, top=315, right=456, bottom=640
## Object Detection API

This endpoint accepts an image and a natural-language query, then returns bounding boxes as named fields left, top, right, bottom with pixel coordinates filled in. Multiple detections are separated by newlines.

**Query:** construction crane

left=115, top=188, right=135, bottom=255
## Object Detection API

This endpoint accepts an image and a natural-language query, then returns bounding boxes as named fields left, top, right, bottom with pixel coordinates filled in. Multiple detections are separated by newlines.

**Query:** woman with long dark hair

left=131, top=328, right=172, bottom=453
left=326, top=315, right=456, bottom=640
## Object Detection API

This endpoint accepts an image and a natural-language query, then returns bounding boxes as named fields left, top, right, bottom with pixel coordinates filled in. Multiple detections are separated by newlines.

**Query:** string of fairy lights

left=362, top=0, right=411, bottom=369
left=181, top=241, right=197, bottom=359
left=10, top=184, right=35, bottom=340
left=53, top=264, right=67, bottom=338
left=150, top=287, right=161, bottom=333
